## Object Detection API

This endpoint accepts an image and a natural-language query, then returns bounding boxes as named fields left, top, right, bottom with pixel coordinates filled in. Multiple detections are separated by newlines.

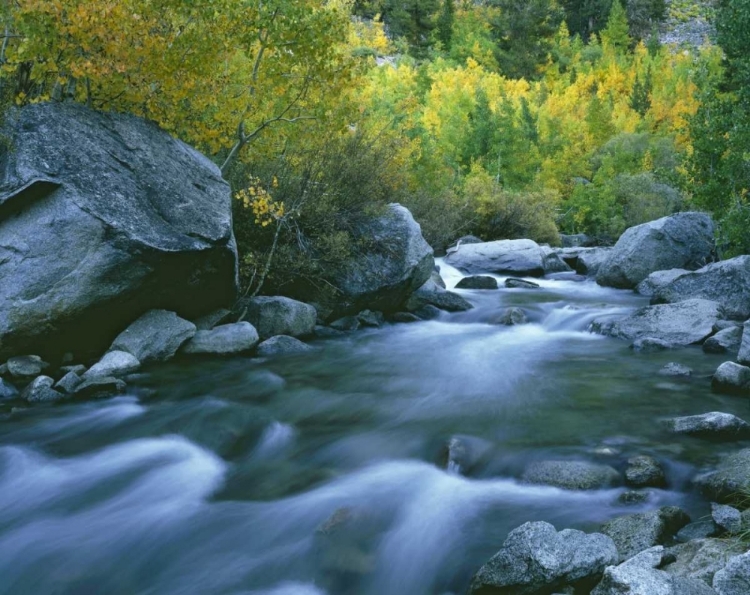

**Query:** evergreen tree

left=436, top=0, right=455, bottom=51
left=600, top=0, right=631, bottom=51
left=562, top=0, right=613, bottom=41
left=629, top=67, right=652, bottom=116
left=383, top=0, right=440, bottom=58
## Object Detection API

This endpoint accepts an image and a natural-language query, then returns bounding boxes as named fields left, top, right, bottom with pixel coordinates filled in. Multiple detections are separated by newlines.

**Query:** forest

left=1, top=0, right=748, bottom=297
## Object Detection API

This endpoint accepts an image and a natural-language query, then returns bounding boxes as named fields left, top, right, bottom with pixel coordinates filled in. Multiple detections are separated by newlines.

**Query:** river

left=0, top=260, right=744, bottom=595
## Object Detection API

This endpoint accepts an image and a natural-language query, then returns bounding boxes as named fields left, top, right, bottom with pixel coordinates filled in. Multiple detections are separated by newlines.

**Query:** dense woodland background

left=1, top=0, right=748, bottom=298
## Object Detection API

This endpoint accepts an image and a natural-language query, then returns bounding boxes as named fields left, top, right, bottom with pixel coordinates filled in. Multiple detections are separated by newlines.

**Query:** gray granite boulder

left=665, top=538, right=745, bottom=586
left=739, top=320, right=750, bottom=365
left=505, top=278, right=541, bottom=289
left=73, top=376, right=127, bottom=399
left=469, top=521, right=618, bottom=595
left=405, top=279, right=473, bottom=312
left=0, top=378, right=18, bottom=399
left=5, top=355, right=48, bottom=379
left=110, top=310, right=196, bottom=363
left=240, top=296, right=316, bottom=340
left=21, top=375, right=65, bottom=403
left=713, top=551, right=750, bottom=595
left=664, top=412, right=750, bottom=441
left=703, top=326, right=743, bottom=354
left=636, top=269, right=690, bottom=297
left=494, top=307, right=528, bottom=326
left=601, top=507, right=690, bottom=561
left=596, top=213, right=715, bottom=289
left=693, top=448, right=750, bottom=503
left=446, top=239, right=546, bottom=277
left=625, top=455, right=667, bottom=488
left=181, top=322, right=259, bottom=355
left=711, top=503, right=742, bottom=535
left=711, top=362, right=750, bottom=395
left=455, top=275, right=498, bottom=290
left=84, top=350, right=140, bottom=379
left=591, top=299, right=723, bottom=346
left=651, top=256, right=750, bottom=319
left=0, top=102, right=237, bottom=361
left=522, top=460, right=620, bottom=490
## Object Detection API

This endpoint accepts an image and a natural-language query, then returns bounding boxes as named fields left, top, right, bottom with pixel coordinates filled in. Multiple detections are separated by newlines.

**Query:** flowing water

left=1, top=261, right=748, bottom=595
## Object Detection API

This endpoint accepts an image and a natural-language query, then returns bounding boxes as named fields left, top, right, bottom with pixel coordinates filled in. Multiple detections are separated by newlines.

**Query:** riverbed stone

left=693, top=448, right=750, bottom=503
left=6, top=355, right=49, bottom=379
left=711, top=362, right=750, bottom=395
left=110, top=310, right=195, bottom=363
left=601, top=506, right=690, bottom=562
left=431, top=268, right=447, bottom=289
left=181, top=322, right=259, bottom=355
left=0, top=102, right=238, bottom=362
left=625, top=455, right=667, bottom=488
left=522, top=460, right=620, bottom=490
left=703, top=326, right=743, bottom=355
left=505, top=278, right=541, bottom=289
left=239, top=296, right=317, bottom=340
left=664, top=412, right=750, bottom=441
left=73, top=376, right=126, bottom=399
left=596, top=213, right=715, bottom=289
left=542, top=246, right=574, bottom=274
left=84, top=350, right=141, bottom=379
left=659, top=363, right=693, bottom=376
left=590, top=299, right=723, bottom=346
left=0, top=378, right=18, bottom=399
left=665, top=538, right=746, bottom=585
left=21, top=375, right=65, bottom=403
left=632, top=337, right=674, bottom=352
left=390, top=312, right=421, bottom=324
left=494, top=307, right=528, bottom=326
left=675, top=521, right=719, bottom=543
left=55, top=371, right=83, bottom=394
left=592, top=546, right=717, bottom=595
left=739, top=320, right=750, bottom=365
left=192, top=308, right=232, bottom=331
left=329, top=316, right=360, bottom=332
left=711, top=503, right=742, bottom=535
left=713, top=551, right=750, bottom=595
left=468, top=521, right=618, bottom=595
left=414, top=305, right=442, bottom=320
left=256, top=335, right=315, bottom=357
left=440, top=435, right=493, bottom=475
left=636, top=269, right=690, bottom=297
left=455, top=275, right=498, bottom=290
left=651, top=256, right=750, bottom=319
left=357, top=310, right=384, bottom=327
left=446, top=239, right=547, bottom=277
left=404, top=279, right=474, bottom=312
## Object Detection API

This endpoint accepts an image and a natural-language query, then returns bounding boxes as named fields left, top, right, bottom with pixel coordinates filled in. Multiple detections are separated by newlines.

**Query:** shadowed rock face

left=0, top=102, right=238, bottom=361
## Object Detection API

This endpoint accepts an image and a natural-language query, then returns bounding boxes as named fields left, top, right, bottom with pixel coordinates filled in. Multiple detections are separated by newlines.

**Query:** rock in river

left=181, top=322, right=259, bottom=355
left=0, top=102, right=237, bottom=361
left=445, top=239, right=547, bottom=277
left=522, top=460, right=620, bottom=490
left=111, top=310, right=196, bottom=363
left=469, top=521, right=618, bottom=595
left=239, top=296, right=316, bottom=340
left=664, top=412, right=750, bottom=441
left=693, top=448, right=750, bottom=503
left=455, top=275, right=498, bottom=290
left=711, top=362, right=750, bottom=395
left=596, top=212, right=715, bottom=289
left=601, top=506, right=690, bottom=562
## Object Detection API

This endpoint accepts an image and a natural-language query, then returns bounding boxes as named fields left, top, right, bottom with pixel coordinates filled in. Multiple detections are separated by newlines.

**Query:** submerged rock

left=239, top=296, right=316, bottom=340
left=181, top=322, right=259, bottom=355
left=659, top=362, right=693, bottom=377
left=0, top=102, right=237, bottom=362
left=455, top=275, right=498, bottom=290
left=469, top=521, right=618, bottom=595
left=601, top=506, right=690, bottom=562
left=494, top=307, right=528, bottom=326
left=522, top=460, right=620, bottom=490
left=505, top=278, right=541, bottom=289
left=664, top=412, right=750, bottom=441
left=651, top=256, right=750, bottom=319
left=596, top=212, right=715, bottom=289
left=111, top=310, right=196, bottom=363
left=591, top=299, right=723, bottom=346
left=445, top=239, right=546, bottom=277
left=256, top=335, right=315, bottom=357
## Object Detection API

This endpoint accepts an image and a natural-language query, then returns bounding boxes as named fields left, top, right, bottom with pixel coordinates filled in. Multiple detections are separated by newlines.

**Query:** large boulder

left=596, top=213, right=715, bottom=289
left=636, top=269, right=690, bottom=297
left=703, top=326, right=743, bottom=354
left=310, top=204, right=433, bottom=317
left=650, top=256, right=750, bottom=320
left=445, top=239, right=546, bottom=277
left=591, top=299, right=724, bottom=346
left=468, top=521, right=618, bottom=595
left=404, top=279, right=473, bottom=312
left=665, top=538, right=747, bottom=585
left=711, top=362, right=750, bottom=395
left=555, top=246, right=612, bottom=276
left=239, top=296, right=316, bottom=340
left=0, top=102, right=237, bottom=361
left=601, top=507, right=690, bottom=562
left=693, top=448, right=750, bottom=503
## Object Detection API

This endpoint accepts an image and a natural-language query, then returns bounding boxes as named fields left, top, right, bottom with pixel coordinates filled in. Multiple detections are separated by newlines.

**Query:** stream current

left=1, top=260, right=747, bottom=595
